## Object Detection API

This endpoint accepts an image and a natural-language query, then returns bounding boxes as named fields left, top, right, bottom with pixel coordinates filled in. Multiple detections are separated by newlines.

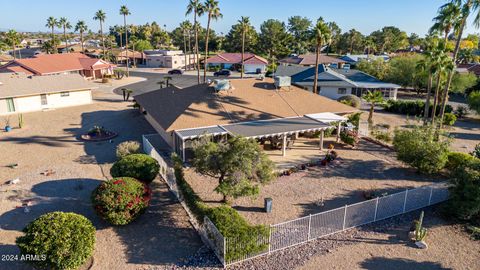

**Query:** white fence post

left=268, top=225, right=272, bottom=254
left=307, top=214, right=312, bottom=241
left=428, top=186, right=433, bottom=205
left=223, top=236, right=226, bottom=268
left=373, top=197, right=379, bottom=222
left=342, top=205, right=348, bottom=230
left=402, top=189, right=408, bottom=213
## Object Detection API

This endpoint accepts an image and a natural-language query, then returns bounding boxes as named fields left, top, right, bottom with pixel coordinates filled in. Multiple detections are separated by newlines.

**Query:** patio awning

left=175, top=125, right=227, bottom=140
left=305, top=112, right=347, bottom=124
left=221, top=117, right=329, bottom=139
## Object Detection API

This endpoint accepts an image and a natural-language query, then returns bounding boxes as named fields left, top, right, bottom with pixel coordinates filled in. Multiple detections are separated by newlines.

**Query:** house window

left=60, top=92, right=70, bottom=97
left=6, top=98, right=15, bottom=112
left=41, top=94, right=47, bottom=105
left=338, top=88, right=347, bottom=94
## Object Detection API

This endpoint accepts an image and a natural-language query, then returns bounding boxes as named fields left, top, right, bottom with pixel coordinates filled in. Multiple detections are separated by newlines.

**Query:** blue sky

left=0, top=0, right=478, bottom=36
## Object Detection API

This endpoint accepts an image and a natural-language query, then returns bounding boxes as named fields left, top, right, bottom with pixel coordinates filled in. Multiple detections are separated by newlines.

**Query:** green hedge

left=110, top=154, right=160, bottom=184
left=16, top=212, right=95, bottom=270
left=446, top=152, right=475, bottom=171
left=383, top=99, right=453, bottom=116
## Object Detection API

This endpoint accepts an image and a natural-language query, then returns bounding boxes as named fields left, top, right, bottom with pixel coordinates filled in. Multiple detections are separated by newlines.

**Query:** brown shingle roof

left=135, top=78, right=356, bottom=132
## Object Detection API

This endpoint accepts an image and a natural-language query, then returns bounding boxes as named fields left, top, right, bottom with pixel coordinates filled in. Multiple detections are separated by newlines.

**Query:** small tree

left=393, top=124, right=451, bottom=174
left=362, top=90, right=384, bottom=125
left=193, top=136, right=275, bottom=203
left=447, top=160, right=480, bottom=221
left=468, top=91, right=480, bottom=114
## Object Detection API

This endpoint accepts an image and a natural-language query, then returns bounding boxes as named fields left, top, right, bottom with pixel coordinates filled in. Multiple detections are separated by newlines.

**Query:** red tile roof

left=0, top=53, right=115, bottom=75
left=206, top=53, right=268, bottom=65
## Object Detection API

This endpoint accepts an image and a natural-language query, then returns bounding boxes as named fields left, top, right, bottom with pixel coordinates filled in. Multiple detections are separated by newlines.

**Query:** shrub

left=110, top=154, right=160, bottom=184
left=471, top=143, right=480, bottom=159
left=446, top=152, right=475, bottom=171
left=447, top=160, right=480, bottom=220
left=455, top=105, right=469, bottom=118
left=337, top=95, right=361, bottom=108
left=393, top=125, right=451, bottom=174
left=347, top=112, right=363, bottom=130
left=468, top=91, right=480, bottom=114
left=443, top=113, right=457, bottom=126
left=383, top=99, right=453, bottom=116
left=205, top=206, right=269, bottom=262
left=340, top=131, right=358, bottom=146
left=92, top=177, right=151, bottom=225
left=371, top=129, right=392, bottom=143
left=116, top=141, right=142, bottom=159
left=16, top=212, right=95, bottom=270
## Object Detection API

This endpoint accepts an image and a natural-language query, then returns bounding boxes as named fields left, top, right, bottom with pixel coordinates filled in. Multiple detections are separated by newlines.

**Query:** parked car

left=168, top=69, right=184, bottom=75
left=214, top=69, right=231, bottom=77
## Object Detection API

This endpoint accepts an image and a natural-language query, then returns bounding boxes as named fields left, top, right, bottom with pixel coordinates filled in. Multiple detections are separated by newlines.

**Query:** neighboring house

left=206, top=53, right=268, bottom=74
left=0, top=53, right=115, bottom=79
left=0, top=73, right=94, bottom=115
left=20, top=38, right=49, bottom=47
left=276, top=64, right=400, bottom=100
left=144, top=50, right=196, bottom=69
left=134, top=78, right=356, bottom=161
left=339, top=54, right=390, bottom=65
left=457, top=63, right=480, bottom=76
left=279, top=54, right=346, bottom=67
left=114, top=49, right=146, bottom=66
left=0, top=54, right=13, bottom=65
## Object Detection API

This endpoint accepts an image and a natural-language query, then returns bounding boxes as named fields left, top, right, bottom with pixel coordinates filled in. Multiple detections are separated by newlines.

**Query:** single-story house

left=276, top=64, right=400, bottom=100
left=134, top=78, right=356, bottom=161
left=114, top=49, right=146, bottom=66
left=279, top=54, right=346, bottom=68
left=339, top=54, right=390, bottom=66
left=0, top=53, right=115, bottom=79
left=206, top=53, right=268, bottom=74
left=144, top=50, right=196, bottom=69
left=0, top=73, right=94, bottom=115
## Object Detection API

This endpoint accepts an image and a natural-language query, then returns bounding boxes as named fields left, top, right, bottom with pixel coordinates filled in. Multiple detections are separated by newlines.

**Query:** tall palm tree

left=238, top=16, right=251, bottom=79
left=120, top=5, right=131, bottom=76
left=75, top=21, right=88, bottom=53
left=203, top=0, right=222, bottom=82
left=180, top=21, right=192, bottom=71
left=58, top=17, right=72, bottom=53
left=312, top=20, right=331, bottom=95
left=5, top=30, right=20, bottom=59
left=363, top=90, right=384, bottom=125
left=186, top=0, right=205, bottom=84
left=432, top=53, right=455, bottom=124
left=363, top=36, right=376, bottom=55
left=46, top=17, right=58, bottom=53
left=94, top=10, right=107, bottom=60
left=430, top=2, right=462, bottom=42
left=438, top=0, right=475, bottom=128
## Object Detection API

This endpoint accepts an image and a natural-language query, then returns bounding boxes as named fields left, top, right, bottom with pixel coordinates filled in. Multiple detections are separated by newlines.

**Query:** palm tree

left=364, top=36, right=376, bottom=55
left=58, top=17, right=72, bottom=53
left=94, top=10, right=107, bottom=60
left=75, top=21, right=88, bottom=53
left=5, top=30, right=20, bottom=59
left=46, top=17, right=58, bottom=52
left=120, top=5, right=131, bottom=76
left=430, top=2, right=462, bottom=42
left=238, top=16, right=251, bottom=79
left=312, top=20, right=331, bottom=95
left=203, top=0, right=222, bottom=82
left=186, top=0, right=205, bottom=84
left=164, top=76, right=173, bottom=87
left=180, top=21, right=192, bottom=71
left=363, top=91, right=384, bottom=125
left=432, top=53, right=455, bottom=124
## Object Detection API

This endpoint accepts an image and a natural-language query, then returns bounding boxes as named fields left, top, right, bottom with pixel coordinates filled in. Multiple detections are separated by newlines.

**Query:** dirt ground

left=0, top=77, right=204, bottom=270
left=185, top=138, right=441, bottom=225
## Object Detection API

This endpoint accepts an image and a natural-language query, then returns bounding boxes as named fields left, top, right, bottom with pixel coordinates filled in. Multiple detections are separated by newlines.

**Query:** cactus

left=18, top=114, right=24, bottom=129
left=415, top=211, right=428, bottom=242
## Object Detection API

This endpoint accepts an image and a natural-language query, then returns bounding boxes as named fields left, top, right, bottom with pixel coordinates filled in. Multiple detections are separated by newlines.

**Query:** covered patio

left=173, top=113, right=348, bottom=166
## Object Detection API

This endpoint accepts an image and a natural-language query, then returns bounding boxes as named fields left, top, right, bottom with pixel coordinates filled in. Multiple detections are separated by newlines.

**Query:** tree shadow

left=360, top=257, right=452, bottom=270
left=449, top=132, right=480, bottom=141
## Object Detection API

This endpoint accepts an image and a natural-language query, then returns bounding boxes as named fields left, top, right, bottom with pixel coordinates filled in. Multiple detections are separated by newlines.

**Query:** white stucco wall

left=244, top=64, right=267, bottom=74
left=319, top=86, right=353, bottom=100
left=143, top=112, right=174, bottom=147
left=0, top=99, right=9, bottom=115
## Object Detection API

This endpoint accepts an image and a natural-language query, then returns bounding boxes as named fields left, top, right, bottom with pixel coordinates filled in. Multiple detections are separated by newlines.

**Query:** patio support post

left=282, top=134, right=287, bottom=157
left=336, top=122, right=341, bottom=142
left=319, top=129, right=324, bottom=151
left=182, top=139, right=186, bottom=162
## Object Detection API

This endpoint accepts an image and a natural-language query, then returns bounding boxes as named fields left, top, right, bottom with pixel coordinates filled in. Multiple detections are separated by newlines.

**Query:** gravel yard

left=185, top=138, right=442, bottom=225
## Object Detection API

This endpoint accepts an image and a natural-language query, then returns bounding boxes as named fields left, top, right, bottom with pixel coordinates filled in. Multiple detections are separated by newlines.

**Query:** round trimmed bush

left=92, top=177, right=151, bottom=225
left=446, top=152, right=475, bottom=171
left=443, top=112, right=457, bottom=126
left=16, top=212, right=95, bottom=270
left=337, top=95, right=361, bottom=108
left=110, top=154, right=160, bottom=184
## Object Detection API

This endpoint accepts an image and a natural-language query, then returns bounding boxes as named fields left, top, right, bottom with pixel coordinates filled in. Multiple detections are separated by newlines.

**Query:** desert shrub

left=110, top=154, right=160, bottom=184
left=383, top=99, right=453, bottom=116
left=116, top=140, right=142, bottom=159
left=393, top=125, right=451, bottom=174
left=455, top=105, right=469, bottom=118
left=337, top=95, right=361, bottom=108
left=92, top=177, right=151, bottom=225
left=16, top=212, right=95, bottom=270
left=447, top=160, right=480, bottom=221
left=471, top=143, right=480, bottom=159
left=340, top=130, right=358, bottom=146
left=446, top=152, right=475, bottom=171
left=347, top=112, right=363, bottom=130
left=443, top=113, right=457, bottom=126
left=371, top=129, right=392, bottom=143
left=205, top=206, right=269, bottom=262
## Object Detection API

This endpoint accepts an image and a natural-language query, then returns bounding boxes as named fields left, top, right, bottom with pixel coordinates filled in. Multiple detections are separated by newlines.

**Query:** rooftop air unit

left=213, top=79, right=230, bottom=92
left=274, top=76, right=291, bottom=89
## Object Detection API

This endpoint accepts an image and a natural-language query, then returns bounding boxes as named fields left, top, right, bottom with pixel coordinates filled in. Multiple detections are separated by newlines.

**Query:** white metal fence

left=143, top=134, right=450, bottom=268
